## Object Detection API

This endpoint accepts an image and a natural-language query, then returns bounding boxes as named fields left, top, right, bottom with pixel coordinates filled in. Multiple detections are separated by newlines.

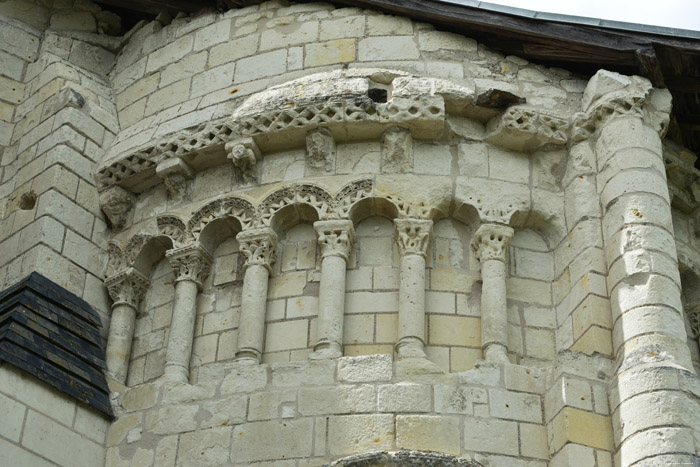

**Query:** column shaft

left=397, top=253, right=426, bottom=354
left=163, top=279, right=199, bottom=383
left=236, top=264, right=270, bottom=362
left=311, top=219, right=354, bottom=359
left=314, top=255, right=348, bottom=355
left=480, top=258, right=508, bottom=361
left=163, top=244, right=211, bottom=383
left=104, top=268, right=148, bottom=385
left=235, top=228, right=277, bottom=364
left=394, top=218, right=432, bottom=360
left=472, top=223, right=513, bottom=364
left=105, top=303, right=137, bottom=384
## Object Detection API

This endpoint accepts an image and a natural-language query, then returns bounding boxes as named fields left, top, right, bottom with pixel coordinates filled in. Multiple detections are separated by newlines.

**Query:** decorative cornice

left=471, top=224, right=514, bottom=263
left=315, top=220, right=355, bottom=261
left=394, top=218, right=433, bottom=258
left=166, top=243, right=212, bottom=287
left=236, top=228, right=277, bottom=272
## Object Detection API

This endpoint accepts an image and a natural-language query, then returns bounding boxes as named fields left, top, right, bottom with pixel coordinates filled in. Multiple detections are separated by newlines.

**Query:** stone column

left=584, top=70, right=696, bottom=466
left=471, top=224, right=514, bottom=363
left=234, top=228, right=277, bottom=364
left=163, top=244, right=212, bottom=383
left=394, top=218, right=432, bottom=359
left=104, top=268, right=148, bottom=385
left=310, top=220, right=355, bottom=359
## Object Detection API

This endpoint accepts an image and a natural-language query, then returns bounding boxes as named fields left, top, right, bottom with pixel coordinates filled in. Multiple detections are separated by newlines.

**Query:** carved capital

left=314, top=220, right=355, bottom=261
left=166, top=243, right=212, bottom=287
left=104, top=268, right=149, bottom=310
left=394, top=218, right=433, bottom=258
left=471, top=224, right=514, bottom=263
left=237, top=228, right=277, bottom=272
left=573, top=70, right=670, bottom=140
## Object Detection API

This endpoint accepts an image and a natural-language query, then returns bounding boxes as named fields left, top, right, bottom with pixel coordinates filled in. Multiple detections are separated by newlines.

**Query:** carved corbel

left=306, top=127, right=335, bottom=173
left=226, top=137, right=261, bottom=184
left=382, top=126, right=413, bottom=173
left=484, top=105, right=570, bottom=152
left=156, top=157, right=194, bottom=198
left=99, top=186, right=134, bottom=231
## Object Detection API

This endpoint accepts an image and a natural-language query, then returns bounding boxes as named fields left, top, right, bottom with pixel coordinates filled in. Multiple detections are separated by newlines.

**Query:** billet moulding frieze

left=394, top=218, right=433, bottom=258
left=226, top=137, right=261, bottom=184
left=237, top=228, right=277, bottom=271
left=315, top=220, right=355, bottom=261
left=471, top=224, right=514, bottom=263
left=96, top=86, right=447, bottom=192
left=166, top=243, right=212, bottom=287
left=104, top=268, right=149, bottom=310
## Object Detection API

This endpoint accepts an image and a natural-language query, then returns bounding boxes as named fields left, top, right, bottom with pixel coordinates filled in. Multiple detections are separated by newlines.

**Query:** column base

left=395, top=337, right=426, bottom=360
left=234, top=348, right=261, bottom=364
left=162, top=365, right=189, bottom=384
left=484, top=343, right=509, bottom=363
left=310, top=341, right=343, bottom=360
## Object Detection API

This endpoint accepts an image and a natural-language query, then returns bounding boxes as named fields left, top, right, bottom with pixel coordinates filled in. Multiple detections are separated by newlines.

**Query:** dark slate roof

left=0, top=272, right=113, bottom=418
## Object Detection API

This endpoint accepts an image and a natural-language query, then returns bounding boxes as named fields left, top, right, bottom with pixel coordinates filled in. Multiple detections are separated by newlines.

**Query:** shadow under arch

left=131, top=235, right=174, bottom=277
left=326, top=451, right=483, bottom=466
left=197, top=216, right=243, bottom=255
left=508, top=206, right=565, bottom=252
left=347, top=196, right=401, bottom=225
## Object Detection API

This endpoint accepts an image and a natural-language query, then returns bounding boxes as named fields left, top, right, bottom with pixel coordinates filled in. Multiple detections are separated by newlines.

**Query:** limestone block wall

left=108, top=354, right=555, bottom=466
left=0, top=5, right=120, bottom=336
left=0, top=363, right=108, bottom=466
left=1, top=0, right=700, bottom=466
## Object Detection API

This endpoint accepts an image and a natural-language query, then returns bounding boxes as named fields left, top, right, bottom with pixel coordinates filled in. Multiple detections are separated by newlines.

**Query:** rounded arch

left=188, top=195, right=256, bottom=241
left=156, top=214, right=190, bottom=247
left=131, top=235, right=174, bottom=277
left=508, top=206, right=565, bottom=252
left=347, top=196, right=401, bottom=225
left=197, top=216, right=243, bottom=255
left=258, top=183, right=333, bottom=232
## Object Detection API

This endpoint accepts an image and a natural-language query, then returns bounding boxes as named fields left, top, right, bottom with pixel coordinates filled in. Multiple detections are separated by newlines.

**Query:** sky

left=480, top=0, right=700, bottom=31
